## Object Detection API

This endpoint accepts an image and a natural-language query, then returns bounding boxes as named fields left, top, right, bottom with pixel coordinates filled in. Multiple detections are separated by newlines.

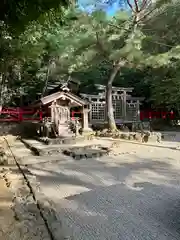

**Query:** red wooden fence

left=0, top=108, right=81, bottom=122
left=0, top=108, right=175, bottom=122
left=70, top=110, right=175, bottom=121
left=140, top=110, right=175, bottom=121
left=0, top=107, right=43, bottom=122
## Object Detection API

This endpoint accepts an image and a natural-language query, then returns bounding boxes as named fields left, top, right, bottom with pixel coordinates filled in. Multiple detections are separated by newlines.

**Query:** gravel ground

left=11, top=137, right=180, bottom=240
left=0, top=168, right=51, bottom=240
left=2, top=168, right=51, bottom=240
left=0, top=174, right=23, bottom=240
left=0, top=136, right=51, bottom=240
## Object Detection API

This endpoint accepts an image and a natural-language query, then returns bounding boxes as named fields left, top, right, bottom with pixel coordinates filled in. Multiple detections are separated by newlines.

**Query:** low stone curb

left=97, top=137, right=180, bottom=151
left=20, top=138, right=41, bottom=156
left=96, top=130, right=162, bottom=142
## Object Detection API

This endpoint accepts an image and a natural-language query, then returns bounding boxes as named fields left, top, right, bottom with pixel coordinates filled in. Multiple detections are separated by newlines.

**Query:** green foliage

left=0, top=0, right=73, bottom=33
left=142, top=0, right=180, bottom=65
left=1, top=0, right=180, bottom=113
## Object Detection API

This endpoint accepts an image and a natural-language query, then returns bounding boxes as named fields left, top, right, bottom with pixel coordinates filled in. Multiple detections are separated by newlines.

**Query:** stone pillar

left=82, top=107, right=92, bottom=133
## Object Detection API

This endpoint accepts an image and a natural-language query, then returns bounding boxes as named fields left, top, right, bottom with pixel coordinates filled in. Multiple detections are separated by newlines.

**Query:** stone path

left=11, top=138, right=180, bottom=240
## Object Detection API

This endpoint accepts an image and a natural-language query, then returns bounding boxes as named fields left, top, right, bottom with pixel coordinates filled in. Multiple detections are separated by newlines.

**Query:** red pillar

left=39, top=109, right=43, bottom=121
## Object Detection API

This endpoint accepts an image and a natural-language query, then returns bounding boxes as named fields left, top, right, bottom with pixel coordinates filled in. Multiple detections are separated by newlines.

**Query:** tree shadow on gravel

left=57, top=182, right=180, bottom=240
left=8, top=154, right=180, bottom=239
left=24, top=155, right=180, bottom=192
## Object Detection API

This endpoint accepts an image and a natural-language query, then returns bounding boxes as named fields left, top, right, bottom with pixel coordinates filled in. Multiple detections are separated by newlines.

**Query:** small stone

left=134, top=132, right=142, bottom=141
left=143, top=134, right=149, bottom=143
left=101, top=129, right=109, bottom=134
left=128, top=134, right=134, bottom=141
left=120, top=133, right=129, bottom=140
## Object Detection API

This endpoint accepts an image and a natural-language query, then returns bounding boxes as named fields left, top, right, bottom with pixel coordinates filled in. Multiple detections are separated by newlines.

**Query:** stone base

left=58, top=124, right=74, bottom=138
left=81, top=128, right=93, bottom=135
left=147, top=132, right=162, bottom=142
left=63, top=145, right=109, bottom=160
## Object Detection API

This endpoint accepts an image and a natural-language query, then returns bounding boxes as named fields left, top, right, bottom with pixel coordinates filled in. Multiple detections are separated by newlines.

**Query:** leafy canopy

left=0, top=0, right=74, bottom=32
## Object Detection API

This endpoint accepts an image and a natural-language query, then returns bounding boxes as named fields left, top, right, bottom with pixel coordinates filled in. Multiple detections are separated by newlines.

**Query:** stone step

left=20, top=138, right=90, bottom=156
left=36, top=136, right=86, bottom=145
left=20, top=138, right=110, bottom=158
left=20, top=154, right=73, bottom=166
left=20, top=138, right=70, bottom=156
left=63, top=145, right=109, bottom=160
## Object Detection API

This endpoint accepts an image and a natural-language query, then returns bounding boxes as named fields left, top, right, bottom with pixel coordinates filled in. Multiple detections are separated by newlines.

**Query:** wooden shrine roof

left=46, top=77, right=80, bottom=92
left=32, top=90, right=88, bottom=107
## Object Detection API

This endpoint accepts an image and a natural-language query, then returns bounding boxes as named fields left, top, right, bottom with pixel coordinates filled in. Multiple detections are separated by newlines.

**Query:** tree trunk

left=0, top=74, right=3, bottom=114
left=105, top=8, right=140, bottom=131
left=0, top=73, right=5, bottom=112
left=106, top=61, right=122, bottom=130
left=42, top=67, right=50, bottom=97
left=106, top=83, right=116, bottom=130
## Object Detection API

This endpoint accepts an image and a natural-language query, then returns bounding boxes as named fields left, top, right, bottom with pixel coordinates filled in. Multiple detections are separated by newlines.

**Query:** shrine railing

left=0, top=107, right=43, bottom=122
left=140, top=110, right=175, bottom=121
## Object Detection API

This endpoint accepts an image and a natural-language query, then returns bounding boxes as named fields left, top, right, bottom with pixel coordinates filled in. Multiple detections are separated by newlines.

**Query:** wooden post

left=136, top=100, right=140, bottom=121
left=123, top=91, right=127, bottom=120
left=51, top=102, right=55, bottom=122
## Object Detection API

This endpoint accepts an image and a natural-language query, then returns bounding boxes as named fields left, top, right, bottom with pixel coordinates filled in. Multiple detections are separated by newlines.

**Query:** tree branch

left=134, top=0, right=140, bottom=12
left=127, top=0, right=135, bottom=12
left=140, top=0, right=150, bottom=11
left=95, top=31, right=109, bottom=59
left=136, top=7, right=156, bottom=23
left=107, top=23, right=132, bottom=33
left=108, top=59, right=126, bottom=85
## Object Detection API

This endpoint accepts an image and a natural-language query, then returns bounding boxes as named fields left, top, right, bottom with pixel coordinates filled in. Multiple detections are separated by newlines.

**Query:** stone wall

left=0, top=123, right=21, bottom=136
left=0, top=122, right=39, bottom=137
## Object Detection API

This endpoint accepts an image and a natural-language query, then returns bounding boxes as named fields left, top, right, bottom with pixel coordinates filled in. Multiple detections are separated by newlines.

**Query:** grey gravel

left=11, top=138, right=180, bottom=240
